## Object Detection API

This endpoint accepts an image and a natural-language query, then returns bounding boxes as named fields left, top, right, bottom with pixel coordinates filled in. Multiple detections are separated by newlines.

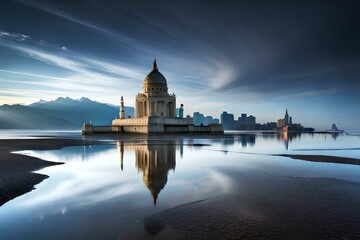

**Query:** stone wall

left=112, top=117, right=149, bottom=126
left=81, top=116, right=223, bottom=135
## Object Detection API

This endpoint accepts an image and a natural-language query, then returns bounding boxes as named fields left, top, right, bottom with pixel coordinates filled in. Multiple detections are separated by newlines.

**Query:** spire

left=285, top=108, right=288, bottom=116
left=152, top=58, right=158, bottom=72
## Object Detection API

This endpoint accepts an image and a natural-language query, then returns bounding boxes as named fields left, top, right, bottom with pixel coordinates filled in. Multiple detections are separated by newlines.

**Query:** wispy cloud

left=0, top=69, right=66, bottom=80
left=80, top=58, right=145, bottom=80
left=2, top=37, right=142, bottom=81
left=0, top=36, right=147, bottom=104
left=0, top=31, right=31, bottom=41
left=276, top=88, right=340, bottom=99
left=15, top=46, right=86, bottom=73
left=13, top=0, right=239, bottom=92
left=14, top=0, right=156, bottom=54
left=1, top=38, right=141, bottom=83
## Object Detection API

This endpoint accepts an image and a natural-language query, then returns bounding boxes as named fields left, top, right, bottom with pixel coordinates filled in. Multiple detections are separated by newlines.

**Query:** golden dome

left=144, top=59, right=167, bottom=88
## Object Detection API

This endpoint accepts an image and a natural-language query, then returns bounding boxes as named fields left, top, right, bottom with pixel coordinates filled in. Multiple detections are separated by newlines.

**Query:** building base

left=82, top=116, right=223, bottom=135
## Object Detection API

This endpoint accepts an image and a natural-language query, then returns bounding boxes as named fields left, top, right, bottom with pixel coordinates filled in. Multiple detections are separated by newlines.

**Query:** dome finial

left=152, top=58, right=158, bottom=72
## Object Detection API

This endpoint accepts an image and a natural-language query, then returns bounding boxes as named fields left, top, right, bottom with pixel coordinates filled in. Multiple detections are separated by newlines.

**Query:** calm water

left=0, top=131, right=360, bottom=239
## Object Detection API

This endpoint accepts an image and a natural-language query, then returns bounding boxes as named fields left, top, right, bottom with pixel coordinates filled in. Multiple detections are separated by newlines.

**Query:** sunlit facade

left=109, top=60, right=223, bottom=134
left=135, top=60, right=176, bottom=118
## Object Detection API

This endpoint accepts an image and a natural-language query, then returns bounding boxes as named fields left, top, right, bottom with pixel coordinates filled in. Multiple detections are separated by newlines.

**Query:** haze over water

left=0, top=131, right=360, bottom=239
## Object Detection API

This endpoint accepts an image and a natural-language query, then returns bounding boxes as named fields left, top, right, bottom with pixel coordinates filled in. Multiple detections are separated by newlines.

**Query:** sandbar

left=0, top=138, right=87, bottom=206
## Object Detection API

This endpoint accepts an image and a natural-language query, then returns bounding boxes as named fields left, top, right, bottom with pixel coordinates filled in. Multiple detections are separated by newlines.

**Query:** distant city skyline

left=0, top=1, right=359, bottom=130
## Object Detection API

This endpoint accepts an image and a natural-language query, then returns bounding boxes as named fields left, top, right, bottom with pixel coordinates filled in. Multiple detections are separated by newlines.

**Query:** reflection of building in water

left=331, top=133, right=339, bottom=140
left=237, top=134, right=255, bottom=147
left=276, top=132, right=302, bottom=150
left=219, top=135, right=256, bottom=148
left=118, top=141, right=124, bottom=171
left=135, top=143, right=176, bottom=205
left=117, top=140, right=176, bottom=205
left=283, top=132, right=289, bottom=150
left=221, top=137, right=235, bottom=146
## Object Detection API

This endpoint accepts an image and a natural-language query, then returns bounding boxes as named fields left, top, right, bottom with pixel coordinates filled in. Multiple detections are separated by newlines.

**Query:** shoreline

left=0, top=138, right=88, bottom=206
left=1, top=135, right=359, bottom=207
left=275, top=154, right=360, bottom=165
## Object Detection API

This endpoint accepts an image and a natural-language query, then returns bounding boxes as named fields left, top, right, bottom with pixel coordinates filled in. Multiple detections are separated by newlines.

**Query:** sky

left=0, top=0, right=359, bottom=130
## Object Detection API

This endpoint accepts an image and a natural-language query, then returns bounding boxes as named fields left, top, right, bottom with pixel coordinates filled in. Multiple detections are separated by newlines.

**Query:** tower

left=285, top=108, right=289, bottom=125
left=179, top=104, right=184, bottom=118
left=120, top=96, right=125, bottom=119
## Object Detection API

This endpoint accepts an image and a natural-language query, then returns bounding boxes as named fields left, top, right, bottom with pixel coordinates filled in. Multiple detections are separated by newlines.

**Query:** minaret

left=120, top=96, right=125, bottom=119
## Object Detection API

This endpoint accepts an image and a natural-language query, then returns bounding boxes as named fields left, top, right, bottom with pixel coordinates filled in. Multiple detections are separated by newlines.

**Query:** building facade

left=83, top=60, right=223, bottom=134
left=135, top=60, right=176, bottom=118
left=221, top=111, right=234, bottom=130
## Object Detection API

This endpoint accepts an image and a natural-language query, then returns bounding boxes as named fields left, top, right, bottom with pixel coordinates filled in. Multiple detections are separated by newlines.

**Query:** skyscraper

left=221, top=111, right=234, bottom=130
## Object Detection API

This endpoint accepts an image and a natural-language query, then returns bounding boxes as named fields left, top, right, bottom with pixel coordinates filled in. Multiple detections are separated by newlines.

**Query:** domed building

left=83, top=59, right=223, bottom=134
left=135, top=59, right=176, bottom=118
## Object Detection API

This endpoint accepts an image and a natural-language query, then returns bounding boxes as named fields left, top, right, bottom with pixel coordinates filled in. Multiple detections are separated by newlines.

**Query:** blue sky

left=0, top=0, right=359, bottom=130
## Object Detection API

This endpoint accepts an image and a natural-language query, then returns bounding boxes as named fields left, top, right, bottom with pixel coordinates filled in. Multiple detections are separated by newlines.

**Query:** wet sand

left=0, top=138, right=87, bottom=206
left=276, top=154, right=360, bottom=165
left=119, top=153, right=360, bottom=240
left=122, top=172, right=360, bottom=240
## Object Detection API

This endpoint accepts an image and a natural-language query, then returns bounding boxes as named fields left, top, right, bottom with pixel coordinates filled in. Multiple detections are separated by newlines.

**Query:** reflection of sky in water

left=201, top=132, right=360, bottom=159
left=0, top=133, right=360, bottom=239
left=0, top=130, right=81, bottom=139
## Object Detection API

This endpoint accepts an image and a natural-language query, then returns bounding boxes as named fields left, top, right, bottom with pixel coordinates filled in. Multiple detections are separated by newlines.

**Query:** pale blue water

left=0, top=131, right=359, bottom=239
left=0, top=130, right=81, bottom=139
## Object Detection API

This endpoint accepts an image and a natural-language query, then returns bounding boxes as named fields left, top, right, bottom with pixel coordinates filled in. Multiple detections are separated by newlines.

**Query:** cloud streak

left=0, top=35, right=147, bottom=104
left=13, top=0, right=239, bottom=91
left=0, top=31, right=31, bottom=41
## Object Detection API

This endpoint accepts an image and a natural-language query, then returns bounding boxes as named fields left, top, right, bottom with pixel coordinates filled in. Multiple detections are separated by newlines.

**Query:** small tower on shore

left=120, top=96, right=125, bottom=119
left=179, top=104, right=184, bottom=118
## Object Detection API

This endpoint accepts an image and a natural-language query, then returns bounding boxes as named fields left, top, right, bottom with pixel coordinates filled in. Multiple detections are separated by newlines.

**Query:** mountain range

left=0, top=97, right=134, bottom=130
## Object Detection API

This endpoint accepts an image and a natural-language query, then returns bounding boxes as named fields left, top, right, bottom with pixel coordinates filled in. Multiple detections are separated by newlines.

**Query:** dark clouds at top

left=0, top=0, right=359, bottom=128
